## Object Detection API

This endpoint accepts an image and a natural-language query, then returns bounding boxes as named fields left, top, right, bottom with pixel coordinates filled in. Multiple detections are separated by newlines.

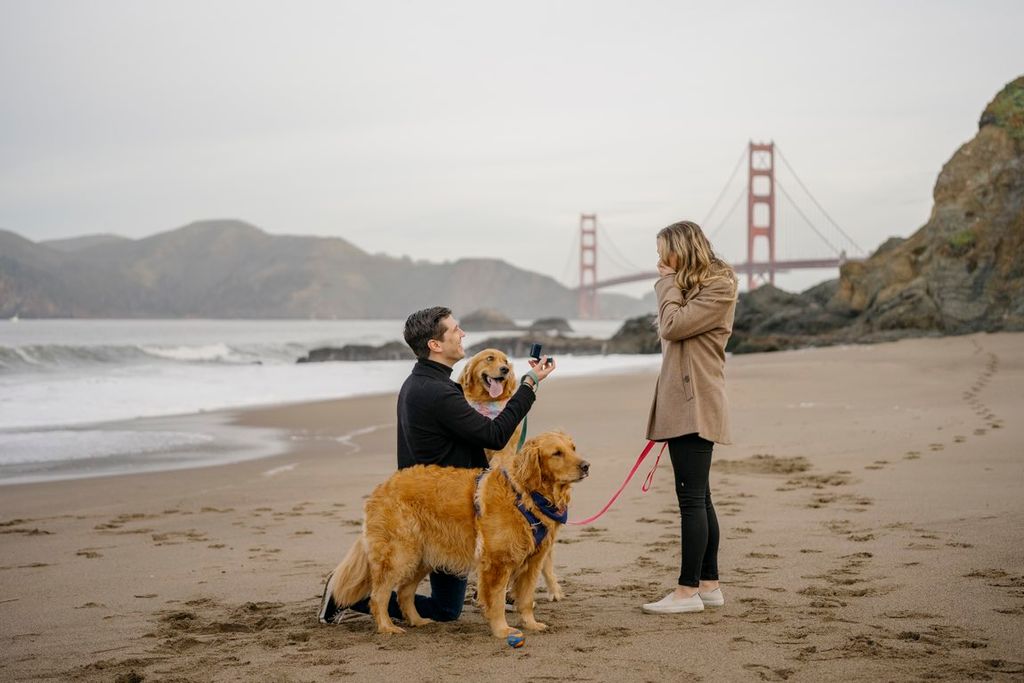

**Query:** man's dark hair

left=404, top=306, right=452, bottom=359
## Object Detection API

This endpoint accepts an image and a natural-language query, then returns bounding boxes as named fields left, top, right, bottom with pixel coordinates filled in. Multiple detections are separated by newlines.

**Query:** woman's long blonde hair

left=657, top=221, right=737, bottom=298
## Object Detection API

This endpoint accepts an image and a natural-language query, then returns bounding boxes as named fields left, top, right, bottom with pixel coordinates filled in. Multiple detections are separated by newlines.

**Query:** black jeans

left=349, top=570, right=466, bottom=622
left=668, top=433, right=720, bottom=588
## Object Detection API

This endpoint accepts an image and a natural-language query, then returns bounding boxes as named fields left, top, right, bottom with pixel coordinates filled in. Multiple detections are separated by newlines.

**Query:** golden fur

left=459, top=348, right=566, bottom=601
left=325, top=431, right=588, bottom=637
left=458, top=348, right=521, bottom=462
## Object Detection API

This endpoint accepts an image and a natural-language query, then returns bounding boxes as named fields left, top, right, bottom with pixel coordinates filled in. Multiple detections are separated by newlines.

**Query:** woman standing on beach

left=642, top=220, right=738, bottom=615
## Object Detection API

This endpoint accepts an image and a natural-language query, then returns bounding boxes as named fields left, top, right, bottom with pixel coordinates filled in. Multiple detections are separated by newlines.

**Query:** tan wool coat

left=646, top=274, right=737, bottom=444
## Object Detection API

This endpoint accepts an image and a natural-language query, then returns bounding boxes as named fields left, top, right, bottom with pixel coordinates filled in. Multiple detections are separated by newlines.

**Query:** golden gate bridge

left=571, top=141, right=865, bottom=318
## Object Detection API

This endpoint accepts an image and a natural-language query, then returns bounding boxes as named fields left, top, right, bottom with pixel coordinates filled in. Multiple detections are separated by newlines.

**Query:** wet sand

left=1, top=332, right=1022, bottom=681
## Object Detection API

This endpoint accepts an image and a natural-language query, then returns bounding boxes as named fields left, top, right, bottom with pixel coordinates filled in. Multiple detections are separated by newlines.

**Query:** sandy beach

left=2, top=332, right=1022, bottom=682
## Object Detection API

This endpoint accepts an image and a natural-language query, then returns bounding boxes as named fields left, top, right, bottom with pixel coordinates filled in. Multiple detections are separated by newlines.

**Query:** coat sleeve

left=655, top=275, right=734, bottom=342
left=433, top=384, right=535, bottom=449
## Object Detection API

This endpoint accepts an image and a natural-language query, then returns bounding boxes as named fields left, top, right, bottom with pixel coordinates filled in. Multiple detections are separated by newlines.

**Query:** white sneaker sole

left=642, top=602, right=705, bottom=614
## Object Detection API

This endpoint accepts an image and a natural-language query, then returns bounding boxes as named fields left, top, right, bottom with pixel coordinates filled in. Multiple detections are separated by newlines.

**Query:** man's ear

left=427, top=338, right=442, bottom=354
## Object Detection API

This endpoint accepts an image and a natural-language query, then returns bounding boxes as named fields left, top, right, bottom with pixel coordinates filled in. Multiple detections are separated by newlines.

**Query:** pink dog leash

left=567, top=440, right=667, bottom=526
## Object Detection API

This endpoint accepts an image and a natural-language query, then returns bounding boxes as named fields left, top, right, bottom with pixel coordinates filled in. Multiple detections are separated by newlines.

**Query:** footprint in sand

left=635, top=517, right=672, bottom=525
left=929, top=443, right=944, bottom=452
left=644, top=540, right=675, bottom=551
left=151, top=530, right=209, bottom=546
left=714, top=454, right=810, bottom=475
left=75, top=549, right=103, bottom=559
left=742, top=663, right=795, bottom=681
left=94, top=512, right=158, bottom=532
left=806, top=493, right=872, bottom=511
left=823, top=519, right=876, bottom=542
left=785, top=471, right=854, bottom=490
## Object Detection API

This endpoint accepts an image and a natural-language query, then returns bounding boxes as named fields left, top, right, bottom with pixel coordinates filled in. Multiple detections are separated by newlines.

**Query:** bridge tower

left=578, top=213, right=598, bottom=319
left=747, top=141, right=776, bottom=289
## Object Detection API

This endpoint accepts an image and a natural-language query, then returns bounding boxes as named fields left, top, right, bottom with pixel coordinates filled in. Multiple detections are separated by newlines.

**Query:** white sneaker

left=642, top=591, right=705, bottom=614
left=698, top=587, right=725, bottom=607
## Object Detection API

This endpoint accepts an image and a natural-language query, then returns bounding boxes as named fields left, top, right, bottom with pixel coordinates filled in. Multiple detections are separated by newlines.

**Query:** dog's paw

left=492, top=624, right=517, bottom=639
left=408, top=616, right=434, bottom=627
left=548, top=587, right=564, bottom=602
left=377, top=624, right=405, bottom=635
left=522, top=620, right=548, bottom=631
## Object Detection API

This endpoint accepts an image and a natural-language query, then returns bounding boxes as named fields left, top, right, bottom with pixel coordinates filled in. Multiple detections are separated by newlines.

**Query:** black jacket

left=396, top=358, right=536, bottom=470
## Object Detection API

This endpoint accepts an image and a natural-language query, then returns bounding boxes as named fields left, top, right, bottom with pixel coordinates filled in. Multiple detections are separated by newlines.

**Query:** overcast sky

left=1, top=1, right=1021, bottom=295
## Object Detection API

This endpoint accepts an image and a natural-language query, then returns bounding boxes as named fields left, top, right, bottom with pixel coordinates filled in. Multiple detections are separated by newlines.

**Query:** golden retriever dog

left=321, top=431, right=588, bottom=638
left=458, top=348, right=521, bottom=463
left=459, top=348, right=566, bottom=601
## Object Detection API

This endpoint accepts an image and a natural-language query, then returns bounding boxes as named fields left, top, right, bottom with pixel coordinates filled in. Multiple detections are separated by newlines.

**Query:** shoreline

left=1, top=332, right=1022, bottom=681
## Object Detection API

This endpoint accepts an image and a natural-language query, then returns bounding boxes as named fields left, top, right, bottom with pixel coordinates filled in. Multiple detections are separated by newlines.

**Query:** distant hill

left=0, top=219, right=650, bottom=319
left=40, top=234, right=130, bottom=253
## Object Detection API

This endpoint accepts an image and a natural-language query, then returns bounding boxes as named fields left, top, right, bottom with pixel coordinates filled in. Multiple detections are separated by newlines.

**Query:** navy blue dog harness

left=502, top=469, right=567, bottom=547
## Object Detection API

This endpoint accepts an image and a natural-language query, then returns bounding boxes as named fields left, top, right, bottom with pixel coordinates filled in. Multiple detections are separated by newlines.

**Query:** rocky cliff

left=731, top=75, right=1024, bottom=352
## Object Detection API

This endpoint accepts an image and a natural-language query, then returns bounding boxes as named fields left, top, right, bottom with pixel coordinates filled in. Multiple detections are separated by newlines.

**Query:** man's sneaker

left=328, top=607, right=371, bottom=624
left=699, top=587, right=725, bottom=607
left=641, top=591, right=705, bottom=614
left=318, top=571, right=341, bottom=624
left=469, top=588, right=519, bottom=613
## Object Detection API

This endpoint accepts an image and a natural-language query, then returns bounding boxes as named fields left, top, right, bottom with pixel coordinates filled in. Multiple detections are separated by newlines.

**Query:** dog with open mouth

left=458, top=348, right=568, bottom=602
left=458, top=348, right=521, bottom=461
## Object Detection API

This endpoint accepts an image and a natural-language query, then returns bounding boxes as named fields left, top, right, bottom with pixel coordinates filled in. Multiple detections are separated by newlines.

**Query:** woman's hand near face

left=657, top=261, right=676, bottom=277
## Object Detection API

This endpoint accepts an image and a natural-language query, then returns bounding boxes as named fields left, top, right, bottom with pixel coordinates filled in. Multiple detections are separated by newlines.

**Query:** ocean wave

left=140, top=343, right=241, bottom=363
left=0, top=342, right=306, bottom=373
left=0, top=429, right=216, bottom=466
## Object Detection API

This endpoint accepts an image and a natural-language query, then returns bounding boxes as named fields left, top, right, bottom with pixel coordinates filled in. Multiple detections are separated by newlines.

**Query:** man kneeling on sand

left=319, top=306, right=555, bottom=624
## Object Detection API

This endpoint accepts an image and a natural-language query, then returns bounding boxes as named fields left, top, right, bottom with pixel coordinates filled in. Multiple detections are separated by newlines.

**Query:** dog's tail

left=329, top=536, right=372, bottom=607
left=319, top=536, right=373, bottom=623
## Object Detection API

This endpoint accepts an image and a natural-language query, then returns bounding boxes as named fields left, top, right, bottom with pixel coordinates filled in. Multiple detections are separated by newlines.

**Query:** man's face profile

left=430, top=315, right=465, bottom=364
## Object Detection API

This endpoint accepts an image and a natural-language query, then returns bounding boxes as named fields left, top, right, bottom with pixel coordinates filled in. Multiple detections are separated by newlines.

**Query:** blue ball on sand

left=506, top=630, right=525, bottom=648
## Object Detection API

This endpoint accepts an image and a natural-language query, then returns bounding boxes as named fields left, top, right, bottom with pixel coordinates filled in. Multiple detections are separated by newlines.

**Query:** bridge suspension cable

left=708, top=186, right=747, bottom=240
left=558, top=226, right=580, bottom=287
left=776, top=145, right=864, bottom=255
left=596, top=219, right=645, bottom=275
left=775, top=178, right=843, bottom=257
left=701, top=146, right=749, bottom=228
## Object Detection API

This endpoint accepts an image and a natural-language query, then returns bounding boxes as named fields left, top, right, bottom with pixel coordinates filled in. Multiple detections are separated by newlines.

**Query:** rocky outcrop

left=297, top=341, right=413, bottom=362
left=527, top=317, right=574, bottom=334
left=460, top=309, right=520, bottom=331
left=468, top=313, right=663, bottom=357
left=605, top=315, right=660, bottom=354
left=466, top=334, right=608, bottom=357
left=730, top=75, right=1024, bottom=352
left=837, top=76, right=1024, bottom=335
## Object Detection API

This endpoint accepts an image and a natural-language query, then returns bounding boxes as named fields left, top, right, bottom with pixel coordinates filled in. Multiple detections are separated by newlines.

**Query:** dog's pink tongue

left=486, top=377, right=504, bottom=398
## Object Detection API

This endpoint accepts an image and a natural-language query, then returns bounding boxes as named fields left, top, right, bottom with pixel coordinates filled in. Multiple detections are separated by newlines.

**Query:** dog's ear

left=457, top=355, right=476, bottom=391
left=512, top=439, right=544, bottom=492
left=504, top=359, right=518, bottom=397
